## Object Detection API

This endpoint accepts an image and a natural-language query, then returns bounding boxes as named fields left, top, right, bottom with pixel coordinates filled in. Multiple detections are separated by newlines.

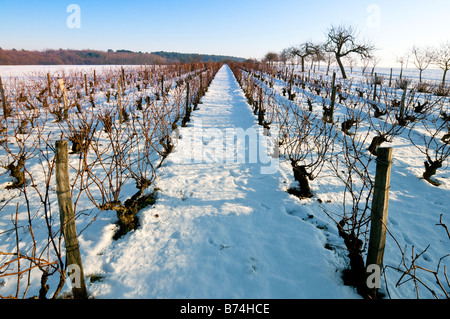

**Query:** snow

left=0, top=65, right=121, bottom=79
left=84, top=65, right=359, bottom=298
left=0, top=64, right=449, bottom=299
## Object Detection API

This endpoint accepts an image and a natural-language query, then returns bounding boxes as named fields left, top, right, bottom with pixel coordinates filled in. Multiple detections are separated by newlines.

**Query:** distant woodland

left=0, top=48, right=246, bottom=65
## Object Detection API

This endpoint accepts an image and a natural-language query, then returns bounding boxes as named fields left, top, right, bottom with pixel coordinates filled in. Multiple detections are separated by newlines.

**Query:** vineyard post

left=0, top=76, right=10, bottom=118
left=200, top=72, right=203, bottom=96
left=161, top=75, right=164, bottom=98
left=58, top=79, right=69, bottom=120
left=258, top=86, right=264, bottom=125
left=47, top=73, right=52, bottom=95
left=55, top=140, right=88, bottom=299
left=117, top=76, right=123, bottom=124
left=389, top=68, right=393, bottom=87
left=186, top=81, right=190, bottom=114
left=329, top=71, right=337, bottom=122
left=84, top=74, right=88, bottom=96
left=93, top=69, right=96, bottom=86
left=399, top=82, right=408, bottom=119
left=373, top=73, right=378, bottom=101
left=121, top=67, right=125, bottom=90
left=288, top=70, right=294, bottom=100
left=366, top=147, right=393, bottom=298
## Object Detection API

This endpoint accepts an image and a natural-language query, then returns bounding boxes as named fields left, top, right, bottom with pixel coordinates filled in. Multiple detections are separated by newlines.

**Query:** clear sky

left=0, top=0, right=449, bottom=67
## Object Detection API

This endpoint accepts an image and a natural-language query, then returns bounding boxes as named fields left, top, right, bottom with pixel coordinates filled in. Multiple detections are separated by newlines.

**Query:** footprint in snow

left=170, top=231, right=181, bottom=239
left=403, top=233, right=413, bottom=245
left=249, top=257, right=258, bottom=274
left=219, top=243, right=232, bottom=251
left=207, top=235, right=231, bottom=251
left=179, top=190, right=193, bottom=201
left=389, top=216, right=399, bottom=226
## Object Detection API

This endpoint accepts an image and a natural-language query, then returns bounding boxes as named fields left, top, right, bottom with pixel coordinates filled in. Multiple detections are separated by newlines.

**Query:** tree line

left=0, top=48, right=245, bottom=66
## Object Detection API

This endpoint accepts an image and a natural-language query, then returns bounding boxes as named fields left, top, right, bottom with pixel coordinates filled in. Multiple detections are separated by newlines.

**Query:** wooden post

left=0, top=76, right=10, bottom=118
left=84, top=74, right=88, bottom=96
left=199, top=72, right=203, bottom=96
left=389, top=68, right=393, bottom=88
left=121, top=67, right=125, bottom=89
left=55, top=140, right=88, bottom=299
left=185, top=81, right=190, bottom=113
left=288, top=71, right=293, bottom=100
left=182, top=81, right=191, bottom=126
left=373, top=73, right=378, bottom=101
left=330, top=71, right=337, bottom=105
left=329, top=71, right=337, bottom=122
left=161, top=75, right=164, bottom=97
left=117, top=76, right=123, bottom=124
left=399, top=82, right=408, bottom=119
left=58, top=79, right=69, bottom=120
left=258, top=87, right=264, bottom=125
left=93, top=70, right=96, bottom=86
left=47, top=73, right=52, bottom=95
left=366, top=147, right=393, bottom=297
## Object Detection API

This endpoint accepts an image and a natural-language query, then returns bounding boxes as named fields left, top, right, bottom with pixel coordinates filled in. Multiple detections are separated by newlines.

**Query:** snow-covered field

left=0, top=65, right=120, bottom=79
left=301, top=64, right=447, bottom=84
left=83, top=65, right=360, bottom=299
left=0, top=64, right=449, bottom=300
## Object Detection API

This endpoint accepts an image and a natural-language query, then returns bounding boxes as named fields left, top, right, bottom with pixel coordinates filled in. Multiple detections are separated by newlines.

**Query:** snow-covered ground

left=0, top=65, right=120, bottom=79
left=0, top=64, right=449, bottom=299
left=82, top=65, right=450, bottom=299
left=244, top=63, right=450, bottom=299
left=293, top=64, right=446, bottom=84
left=84, top=65, right=360, bottom=299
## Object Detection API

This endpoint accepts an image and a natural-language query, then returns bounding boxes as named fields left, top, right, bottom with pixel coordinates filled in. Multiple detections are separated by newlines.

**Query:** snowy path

left=87, top=65, right=359, bottom=299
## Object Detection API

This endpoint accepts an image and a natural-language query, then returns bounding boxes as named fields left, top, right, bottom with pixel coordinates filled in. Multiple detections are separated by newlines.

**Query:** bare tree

left=323, top=51, right=334, bottom=75
left=345, top=56, right=357, bottom=74
left=324, top=24, right=374, bottom=79
left=433, top=41, right=450, bottom=87
left=279, top=48, right=290, bottom=66
left=396, top=52, right=410, bottom=80
left=411, top=45, right=434, bottom=83
left=370, top=56, right=381, bottom=76
left=361, top=56, right=372, bottom=75
left=308, top=42, right=326, bottom=71
left=289, top=42, right=316, bottom=73
left=263, top=52, right=279, bottom=67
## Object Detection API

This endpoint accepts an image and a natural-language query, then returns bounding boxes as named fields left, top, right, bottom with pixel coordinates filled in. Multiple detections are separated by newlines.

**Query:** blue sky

left=1, top=0, right=449, bottom=66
